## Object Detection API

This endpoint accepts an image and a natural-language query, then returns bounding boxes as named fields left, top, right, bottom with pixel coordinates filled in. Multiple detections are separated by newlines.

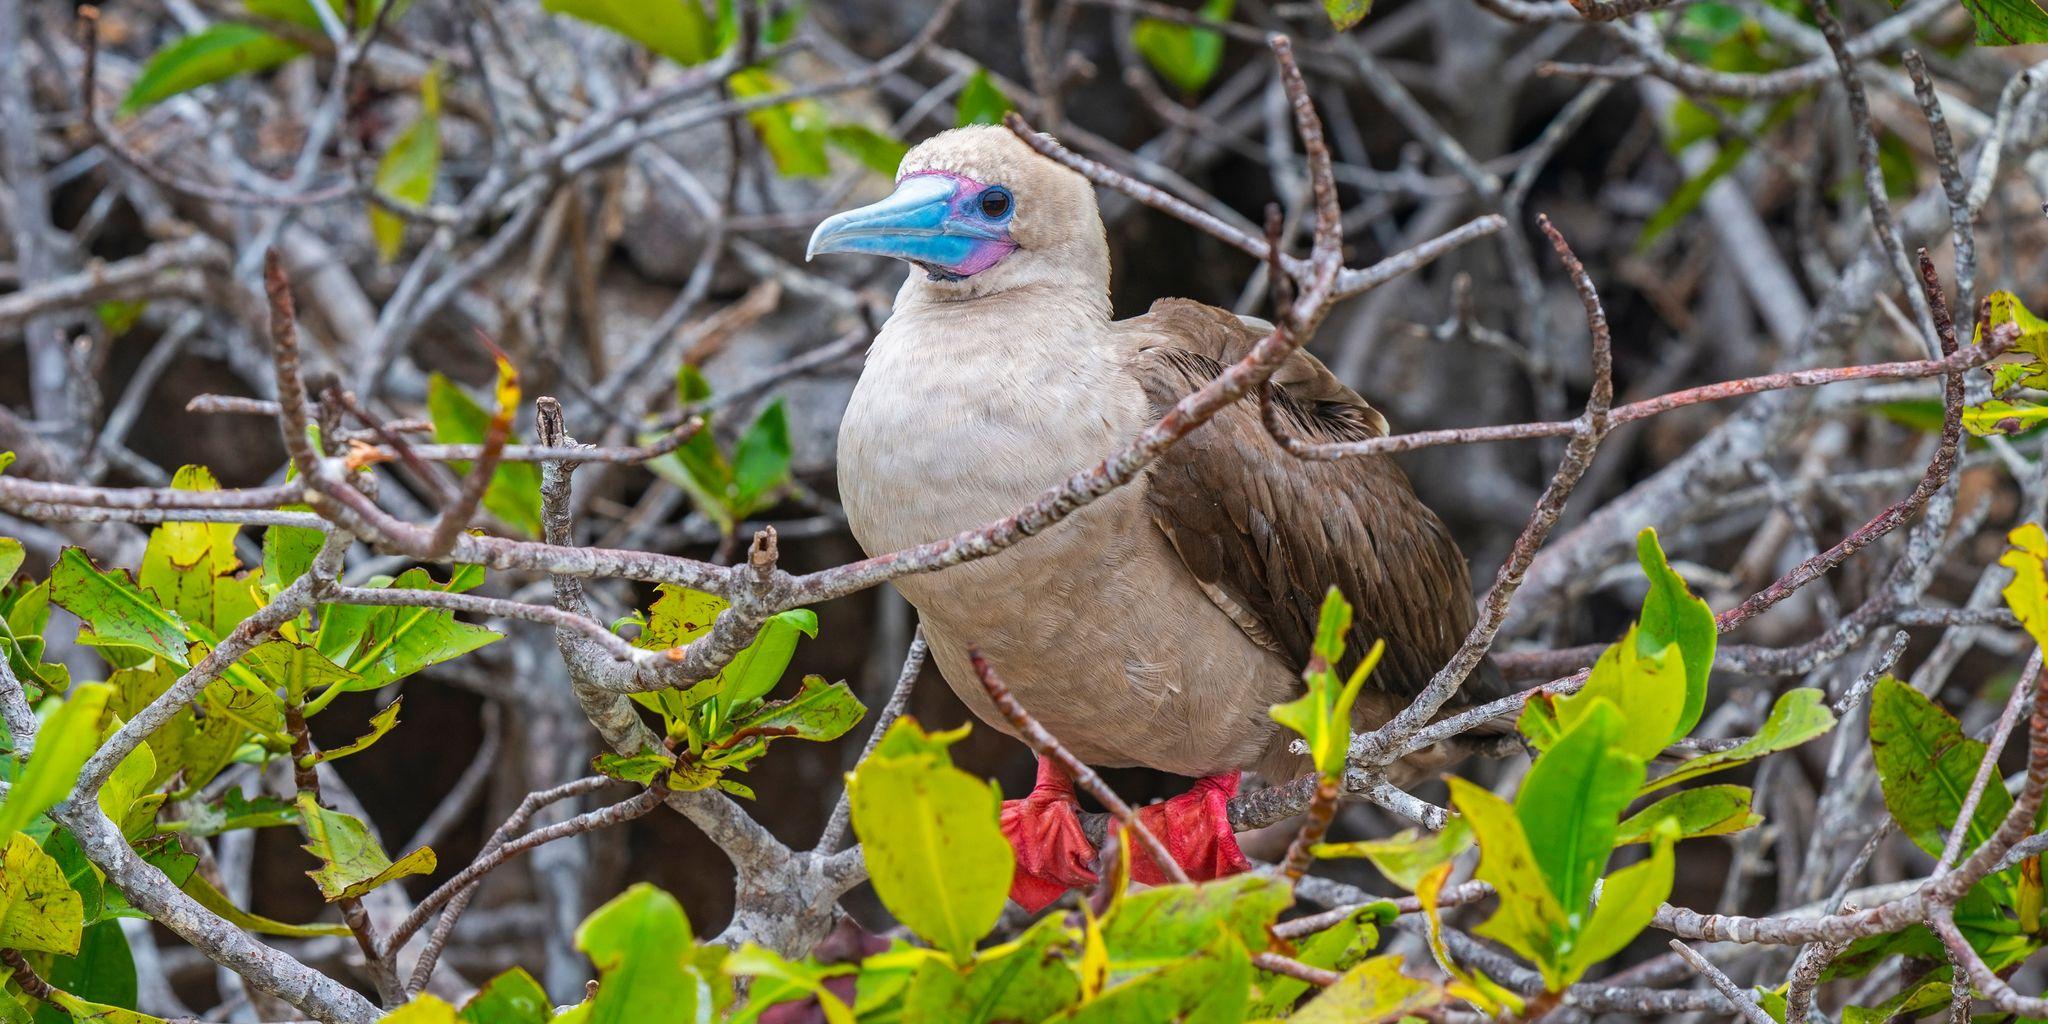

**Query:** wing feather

left=1123, top=298, right=1504, bottom=707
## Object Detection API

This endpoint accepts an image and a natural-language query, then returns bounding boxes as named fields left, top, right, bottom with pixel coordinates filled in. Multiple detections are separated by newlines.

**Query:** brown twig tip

left=748, top=526, right=780, bottom=570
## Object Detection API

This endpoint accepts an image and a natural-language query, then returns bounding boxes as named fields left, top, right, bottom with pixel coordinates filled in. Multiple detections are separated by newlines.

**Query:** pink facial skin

left=902, top=170, right=1019, bottom=278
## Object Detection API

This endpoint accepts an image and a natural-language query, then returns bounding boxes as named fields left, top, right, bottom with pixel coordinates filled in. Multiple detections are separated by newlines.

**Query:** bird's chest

left=836, top=318, right=1142, bottom=562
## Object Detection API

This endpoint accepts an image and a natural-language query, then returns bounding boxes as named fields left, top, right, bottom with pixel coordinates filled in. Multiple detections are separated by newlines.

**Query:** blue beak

left=806, top=174, right=1014, bottom=278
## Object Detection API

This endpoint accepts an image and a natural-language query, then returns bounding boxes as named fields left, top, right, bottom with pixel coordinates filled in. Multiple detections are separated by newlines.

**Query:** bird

left=808, top=125, right=1504, bottom=910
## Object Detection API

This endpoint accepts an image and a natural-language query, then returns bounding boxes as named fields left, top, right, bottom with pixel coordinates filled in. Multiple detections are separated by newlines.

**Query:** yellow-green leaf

left=1642, top=688, right=1834, bottom=794
left=1322, top=0, right=1372, bottom=31
left=1449, top=776, right=1573, bottom=988
left=576, top=884, right=703, bottom=1024
left=182, top=869, right=351, bottom=938
left=303, top=697, right=403, bottom=766
left=296, top=795, right=436, bottom=901
left=370, top=68, right=442, bottom=262
left=0, top=832, right=83, bottom=955
left=1292, top=954, right=1442, bottom=1024
left=2001, top=522, right=2048, bottom=651
left=541, top=0, right=719, bottom=65
left=1551, top=630, right=1685, bottom=760
left=730, top=70, right=829, bottom=178
left=1313, top=817, right=1472, bottom=890
left=848, top=719, right=1010, bottom=961
left=0, top=683, right=112, bottom=839
left=1634, top=527, right=1714, bottom=738
left=1614, top=785, right=1758, bottom=845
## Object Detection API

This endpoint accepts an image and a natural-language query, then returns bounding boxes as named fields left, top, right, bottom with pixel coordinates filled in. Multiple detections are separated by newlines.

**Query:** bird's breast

left=836, top=308, right=1141, bottom=558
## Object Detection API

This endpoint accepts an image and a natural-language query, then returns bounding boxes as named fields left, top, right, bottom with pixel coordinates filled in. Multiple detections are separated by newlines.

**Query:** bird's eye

left=978, top=186, right=1013, bottom=219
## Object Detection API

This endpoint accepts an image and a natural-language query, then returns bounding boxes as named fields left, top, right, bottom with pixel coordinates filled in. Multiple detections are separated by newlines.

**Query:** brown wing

left=1123, top=298, right=1503, bottom=705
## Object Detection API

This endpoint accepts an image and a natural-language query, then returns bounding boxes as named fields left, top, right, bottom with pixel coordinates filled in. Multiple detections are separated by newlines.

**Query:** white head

left=807, top=125, right=1110, bottom=309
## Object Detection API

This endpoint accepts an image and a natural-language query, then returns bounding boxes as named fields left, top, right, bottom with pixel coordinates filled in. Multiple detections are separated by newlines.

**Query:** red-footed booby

left=810, top=125, right=1501, bottom=910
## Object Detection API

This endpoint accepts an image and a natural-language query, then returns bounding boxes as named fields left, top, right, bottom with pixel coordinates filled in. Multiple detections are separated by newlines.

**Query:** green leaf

left=1312, top=818, right=1472, bottom=891
left=1046, top=927, right=1250, bottom=1024
left=1562, top=822, right=1676, bottom=977
left=42, top=992, right=166, bottom=1023
left=459, top=967, right=555, bottom=1024
left=1549, top=631, right=1685, bottom=760
left=718, top=608, right=818, bottom=707
left=371, top=67, right=442, bottom=262
left=955, top=69, right=1012, bottom=127
left=0, top=683, right=112, bottom=840
left=426, top=373, right=542, bottom=536
left=303, top=697, right=402, bottom=765
left=296, top=795, right=436, bottom=901
left=33, top=919, right=135, bottom=1024
left=262, top=514, right=324, bottom=591
left=1633, top=527, right=1714, bottom=738
left=1614, top=785, right=1758, bottom=845
left=1248, top=902, right=1391, bottom=1016
left=541, top=0, right=720, bottom=64
left=1642, top=688, right=1835, bottom=794
left=180, top=868, right=350, bottom=938
left=591, top=751, right=675, bottom=786
left=96, top=726, right=163, bottom=842
left=849, top=719, right=1010, bottom=961
left=826, top=124, right=910, bottom=177
left=1516, top=700, right=1642, bottom=913
left=1322, top=0, right=1372, bottom=30
left=241, top=640, right=356, bottom=705
left=1291, top=954, right=1442, bottom=1024
left=1870, top=677, right=2015, bottom=868
left=0, top=540, right=20, bottom=590
left=0, top=832, right=83, bottom=955
left=43, top=830, right=102, bottom=925
left=122, top=24, right=305, bottom=114
left=1271, top=590, right=1380, bottom=779
left=900, top=913, right=1079, bottom=1024
left=1639, top=97, right=1799, bottom=249
left=733, top=675, right=865, bottom=742
left=730, top=70, right=830, bottom=178
left=50, top=549, right=198, bottom=666
left=323, top=566, right=501, bottom=695
left=725, top=944, right=853, bottom=1024
left=1102, top=874, right=1292, bottom=959
left=1962, top=0, right=2048, bottom=43
left=732, top=400, right=793, bottom=512
left=576, top=884, right=704, bottom=1024
left=1446, top=777, right=1571, bottom=989
left=94, top=299, right=148, bottom=339
left=1132, top=0, right=1232, bottom=94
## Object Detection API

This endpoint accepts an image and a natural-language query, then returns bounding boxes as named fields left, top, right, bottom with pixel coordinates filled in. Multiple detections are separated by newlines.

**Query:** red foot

left=1000, top=759, right=1099, bottom=911
left=1130, top=772, right=1252, bottom=886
